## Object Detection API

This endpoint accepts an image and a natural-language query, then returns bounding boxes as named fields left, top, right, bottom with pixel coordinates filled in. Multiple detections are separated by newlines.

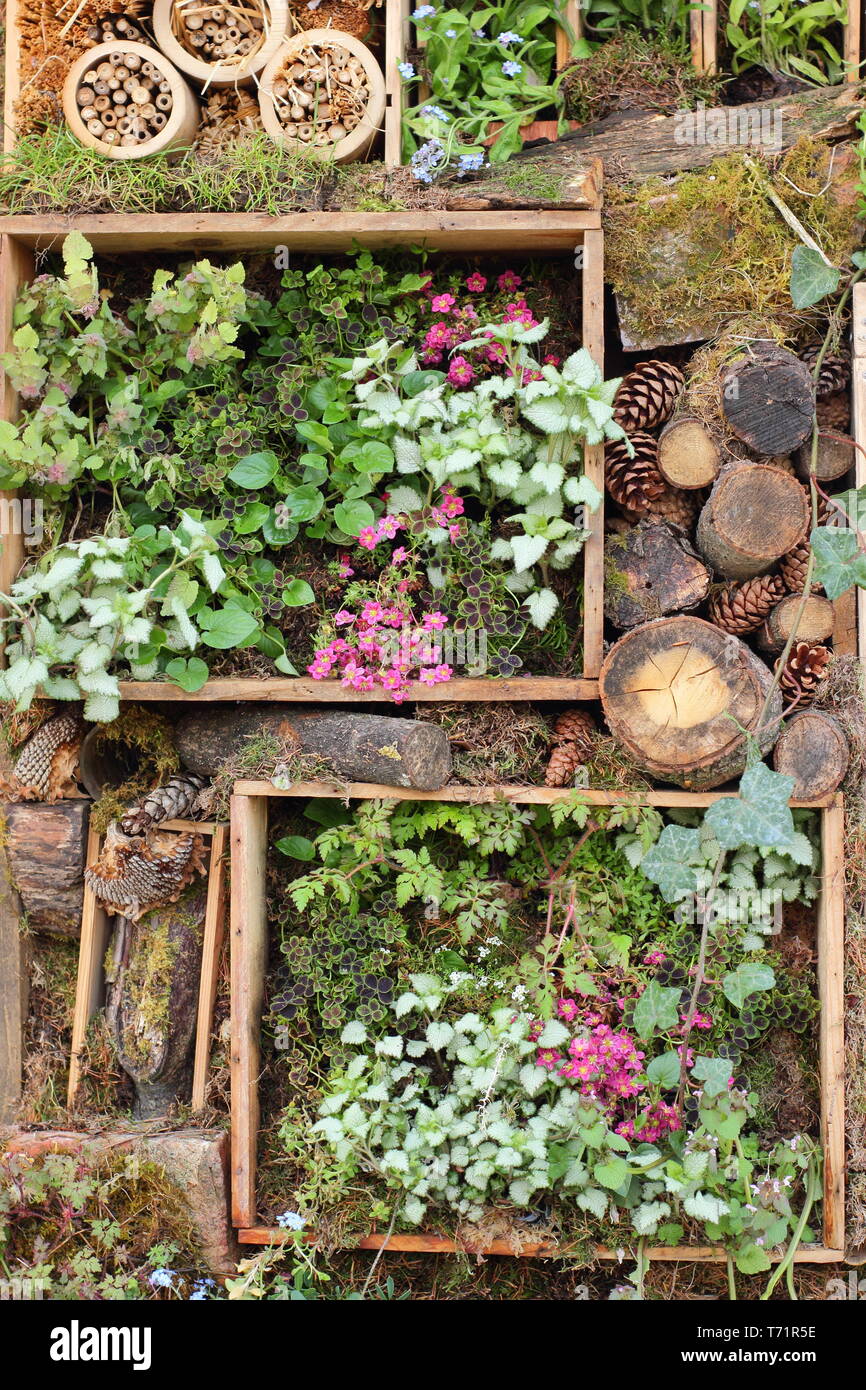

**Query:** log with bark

left=604, top=520, right=711, bottom=628
left=696, top=463, right=810, bottom=579
left=772, top=709, right=849, bottom=801
left=173, top=706, right=452, bottom=789
left=599, top=616, right=782, bottom=789
left=444, top=81, right=866, bottom=204
left=3, top=800, right=89, bottom=937
left=757, top=592, right=836, bottom=654
left=105, top=884, right=207, bottom=1119
left=721, top=345, right=815, bottom=457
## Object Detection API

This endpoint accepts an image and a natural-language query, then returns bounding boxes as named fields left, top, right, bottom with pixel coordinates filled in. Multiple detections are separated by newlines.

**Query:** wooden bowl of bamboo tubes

left=62, top=40, right=199, bottom=158
left=258, top=28, right=385, bottom=162
left=153, top=0, right=289, bottom=87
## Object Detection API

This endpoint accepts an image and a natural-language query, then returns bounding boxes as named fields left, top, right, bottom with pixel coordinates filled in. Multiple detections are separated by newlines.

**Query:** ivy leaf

left=691, top=1055, right=733, bottom=1098
left=639, top=824, right=702, bottom=902
left=632, top=980, right=682, bottom=1040
left=789, top=246, right=840, bottom=309
left=810, top=526, right=866, bottom=600
left=704, top=762, right=795, bottom=851
left=722, top=963, right=775, bottom=1010
left=646, top=1051, right=681, bottom=1088
left=593, top=1157, right=630, bottom=1191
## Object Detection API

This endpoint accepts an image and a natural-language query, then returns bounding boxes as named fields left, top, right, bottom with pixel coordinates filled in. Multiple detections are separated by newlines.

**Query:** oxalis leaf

left=722, top=963, right=775, bottom=1010
left=632, top=979, right=682, bottom=1040
left=789, top=245, right=840, bottom=309
left=703, top=762, right=795, bottom=851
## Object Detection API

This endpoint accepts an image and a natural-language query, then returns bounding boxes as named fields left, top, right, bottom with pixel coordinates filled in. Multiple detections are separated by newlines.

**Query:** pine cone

left=779, top=541, right=822, bottom=594
left=800, top=345, right=850, bottom=399
left=775, top=642, right=832, bottom=707
left=85, top=825, right=208, bottom=922
left=545, top=708, right=596, bottom=787
left=623, top=482, right=700, bottom=532
left=120, top=773, right=208, bottom=836
left=816, top=391, right=850, bottom=434
left=707, top=575, right=786, bottom=635
left=613, top=361, right=684, bottom=431
left=7, top=711, right=84, bottom=801
left=605, top=432, right=665, bottom=514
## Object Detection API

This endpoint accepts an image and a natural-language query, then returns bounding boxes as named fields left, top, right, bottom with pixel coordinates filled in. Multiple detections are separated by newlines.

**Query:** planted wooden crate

left=229, top=781, right=845, bottom=1262
left=696, top=0, right=861, bottom=80
left=0, top=208, right=606, bottom=699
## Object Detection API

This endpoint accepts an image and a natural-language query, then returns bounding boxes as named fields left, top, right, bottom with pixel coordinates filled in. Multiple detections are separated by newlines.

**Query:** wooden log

left=721, top=345, right=815, bottom=457
left=793, top=432, right=855, bottom=483
left=696, top=463, right=810, bottom=579
left=173, top=706, right=452, bottom=790
left=657, top=417, right=721, bottom=489
left=604, top=520, right=711, bottom=629
left=772, top=710, right=849, bottom=801
left=105, top=884, right=207, bottom=1119
left=599, top=616, right=783, bottom=789
left=3, top=800, right=89, bottom=937
left=757, top=592, right=836, bottom=653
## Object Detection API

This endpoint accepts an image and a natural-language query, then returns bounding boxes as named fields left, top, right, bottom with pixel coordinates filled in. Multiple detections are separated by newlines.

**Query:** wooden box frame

left=696, top=0, right=862, bottom=79
left=229, top=780, right=845, bottom=1262
left=0, top=210, right=605, bottom=699
left=68, top=818, right=228, bottom=1112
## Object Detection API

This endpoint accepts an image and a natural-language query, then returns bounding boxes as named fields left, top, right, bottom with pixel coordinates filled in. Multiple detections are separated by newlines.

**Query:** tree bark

left=772, top=710, right=849, bottom=801
left=105, top=884, right=207, bottom=1120
left=173, top=706, right=452, bottom=790
left=696, top=463, right=810, bottom=579
left=757, top=593, right=836, bottom=653
left=443, top=81, right=865, bottom=198
left=657, top=416, right=721, bottom=489
left=721, top=345, right=815, bottom=457
left=599, top=615, right=782, bottom=789
left=3, top=800, right=89, bottom=937
left=604, top=520, right=711, bottom=629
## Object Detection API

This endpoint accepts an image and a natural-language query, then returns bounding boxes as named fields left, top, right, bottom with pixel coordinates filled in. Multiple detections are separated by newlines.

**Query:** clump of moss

left=89, top=705, right=180, bottom=833
left=605, top=141, right=862, bottom=344
left=563, top=33, right=722, bottom=124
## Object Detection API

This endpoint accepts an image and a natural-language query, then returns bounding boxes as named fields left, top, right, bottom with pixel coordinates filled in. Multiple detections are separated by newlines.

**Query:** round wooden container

left=258, top=28, right=385, bottom=163
left=152, top=0, right=289, bottom=88
left=62, top=41, right=199, bottom=159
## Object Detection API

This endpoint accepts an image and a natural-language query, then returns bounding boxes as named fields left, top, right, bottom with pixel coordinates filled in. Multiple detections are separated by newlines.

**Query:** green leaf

left=722, top=963, right=775, bottom=1010
left=334, top=499, right=376, bottom=537
left=704, top=762, right=795, bottom=851
left=691, top=1055, right=734, bottom=1098
left=228, top=451, right=279, bottom=489
left=281, top=486, right=324, bottom=523
left=262, top=508, right=299, bottom=547
left=593, top=1157, right=630, bottom=1191
left=164, top=656, right=209, bottom=692
left=646, top=1051, right=681, bottom=1088
left=735, top=1242, right=772, bottom=1275
left=789, top=245, right=840, bottom=309
left=199, top=605, right=259, bottom=649
left=275, top=835, right=316, bottom=861
left=233, top=502, right=271, bottom=535
left=633, top=980, right=682, bottom=1040
left=282, top=579, right=315, bottom=607
left=403, top=369, right=445, bottom=396
left=639, top=824, right=702, bottom=902
left=810, top=526, right=866, bottom=600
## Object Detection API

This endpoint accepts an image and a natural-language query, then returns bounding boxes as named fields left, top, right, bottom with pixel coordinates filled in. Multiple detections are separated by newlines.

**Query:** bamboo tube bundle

left=153, top=0, right=289, bottom=85
left=63, top=40, right=199, bottom=157
left=259, top=28, right=385, bottom=161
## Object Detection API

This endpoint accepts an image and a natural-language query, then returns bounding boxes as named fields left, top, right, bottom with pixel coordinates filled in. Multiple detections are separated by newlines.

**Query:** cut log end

left=757, top=592, right=836, bottom=653
left=696, top=463, right=810, bottom=579
left=772, top=710, right=849, bottom=801
left=599, top=616, right=782, bottom=789
left=721, top=345, right=815, bottom=457
left=604, top=521, right=710, bottom=629
left=657, top=417, right=721, bottom=490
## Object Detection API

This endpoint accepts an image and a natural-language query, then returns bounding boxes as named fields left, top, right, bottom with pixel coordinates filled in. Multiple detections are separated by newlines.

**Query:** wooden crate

left=0, top=209, right=606, bottom=699
left=697, top=0, right=862, bottom=79
left=67, top=818, right=228, bottom=1111
left=229, top=781, right=845, bottom=1262
left=854, top=279, right=866, bottom=663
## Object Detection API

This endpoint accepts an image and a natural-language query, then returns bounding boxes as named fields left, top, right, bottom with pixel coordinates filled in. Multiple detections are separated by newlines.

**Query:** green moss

left=89, top=705, right=180, bottom=834
left=494, top=162, right=569, bottom=204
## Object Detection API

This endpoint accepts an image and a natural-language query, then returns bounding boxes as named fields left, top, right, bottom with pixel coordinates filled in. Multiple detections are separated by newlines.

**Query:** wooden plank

left=1, top=212, right=601, bottom=255
left=853, top=281, right=866, bottom=663
left=690, top=0, right=705, bottom=74
left=555, top=0, right=582, bottom=69
left=3, top=0, right=21, bottom=157
left=702, top=0, right=717, bottom=76
left=233, top=780, right=837, bottom=808
left=582, top=225, right=605, bottom=678
left=67, top=826, right=112, bottom=1107
left=229, top=794, right=269, bottom=1229
left=117, top=676, right=600, bottom=702
left=192, top=823, right=229, bottom=1112
left=384, top=0, right=410, bottom=167
left=818, top=795, right=846, bottom=1253
left=0, top=234, right=35, bottom=596
left=844, top=0, right=862, bottom=81
left=0, top=856, right=27, bottom=1124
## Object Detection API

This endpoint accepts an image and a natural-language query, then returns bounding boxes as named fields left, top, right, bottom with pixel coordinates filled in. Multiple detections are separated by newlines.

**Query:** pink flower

left=334, top=609, right=355, bottom=626
left=432, top=664, right=452, bottom=683
left=543, top=353, right=561, bottom=367
left=418, top=667, right=439, bottom=686
left=536, top=1048, right=562, bottom=1071
left=423, top=610, right=447, bottom=631
left=497, top=270, right=522, bottom=292
left=466, top=272, right=487, bottom=292
left=431, top=293, right=456, bottom=313
left=643, top=950, right=666, bottom=967
left=358, top=527, right=379, bottom=550
left=391, top=547, right=408, bottom=565
left=360, top=601, right=383, bottom=625
left=447, top=355, right=475, bottom=387
left=378, top=514, right=401, bottom=540
left=557, top=998, right=580, bottom=1023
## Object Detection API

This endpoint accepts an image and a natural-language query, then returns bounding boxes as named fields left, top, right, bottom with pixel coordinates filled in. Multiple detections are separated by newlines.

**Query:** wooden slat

left=384, top=0, right=410, bottom=167
left=192, top=823, right=229, bottom=1112
left=229, top=794, right=269, bottom=1229
left=844, top=0, right=862, bottom=81
left=1, top=213, right=601, bottom=254
left=0, top=852, right=27, bottom=1124
left=555, top=0, right=582, bottom=68
left=67, top=826, right=112, bottom=1108
left=0, top=234, right=34, bottom=595
left=582, top=225, right=605, bottom=678
left=853, top=281, right=866, bottom=663
left=233, top=780, right=837, bottom=807
left=3, top=0, right=21, bottom=156
left=818, top=795, right=846, bottom=1252
left=690, top=0, right=705, bottom=73
left=237, top=1227, right=844, bottom=1262
left=117, top=676, right=599, bottom=702
left=702, top=0, right=717, bottom=76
